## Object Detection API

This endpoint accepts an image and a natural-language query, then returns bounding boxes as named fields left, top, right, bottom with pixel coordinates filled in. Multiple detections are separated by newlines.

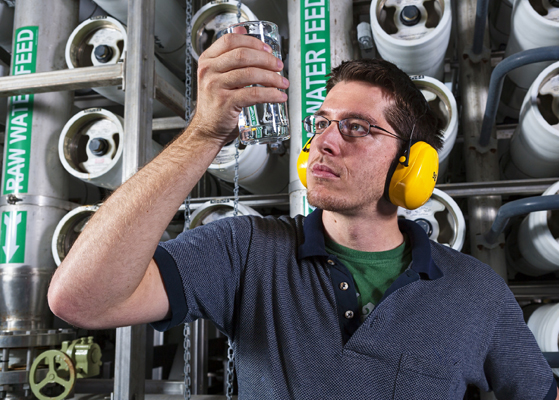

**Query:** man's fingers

left=233, top=86, right=288, bottom=108
left=201, top=32, right=271, bottom=60
left=211, top=47, right=283, bottom=74
left=221, top=67, right=289, bottom=90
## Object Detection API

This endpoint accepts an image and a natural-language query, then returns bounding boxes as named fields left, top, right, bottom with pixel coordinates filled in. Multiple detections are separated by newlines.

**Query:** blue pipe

left=472, top=0, right=489, bottom=56
left=543, top=352, right=559, bottom=368
left=483, top=195, right=559, bottom=245
left=478, top=46, right=559, bottom=148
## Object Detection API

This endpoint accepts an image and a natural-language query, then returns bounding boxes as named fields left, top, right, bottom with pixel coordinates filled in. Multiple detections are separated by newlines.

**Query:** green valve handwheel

left=30, top=349, right=76, bottom=400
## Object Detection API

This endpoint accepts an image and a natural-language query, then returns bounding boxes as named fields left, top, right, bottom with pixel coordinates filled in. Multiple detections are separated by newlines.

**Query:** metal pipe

left=543, top=352, right=559, bottom=369
left=484, top=195, right=559, bottom=245
left=472, top=0, right=489, bottom=55
left=479, top=46, right=559, bottom=147
left=0, top=0, right=78, bottom=331
left=288, top=0, right=353, bottom=217
left=113, top=0, right=155, bottom=398
left=191, top=320, right=208, bottom=394
left=0, top=64, right=123, bottom=96
left=457, top=0, right=507, bottom=281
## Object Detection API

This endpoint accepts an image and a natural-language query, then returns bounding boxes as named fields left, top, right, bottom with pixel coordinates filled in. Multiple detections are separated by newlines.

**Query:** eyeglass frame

left=302, top=114, right=406, bottom=141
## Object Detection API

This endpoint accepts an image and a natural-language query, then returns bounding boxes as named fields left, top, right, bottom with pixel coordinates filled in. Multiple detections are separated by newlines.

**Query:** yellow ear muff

left=388, top=141, right=439, bottom=210
left=297, top=137, right=313, bottom=188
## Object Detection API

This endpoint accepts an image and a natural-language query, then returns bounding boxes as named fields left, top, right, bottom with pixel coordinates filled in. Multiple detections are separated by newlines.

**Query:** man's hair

left=325, top=59, right=444, bottom=152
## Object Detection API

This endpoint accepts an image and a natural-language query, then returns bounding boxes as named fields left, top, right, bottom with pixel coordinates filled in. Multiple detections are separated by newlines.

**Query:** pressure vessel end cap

left=400, top=5, right=421, bottom=26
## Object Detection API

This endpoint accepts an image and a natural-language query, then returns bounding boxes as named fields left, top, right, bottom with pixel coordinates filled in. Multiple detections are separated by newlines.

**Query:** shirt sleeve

left=150, top=216, right=253, bottom=337
left=483, top=289, right=557, bottom=400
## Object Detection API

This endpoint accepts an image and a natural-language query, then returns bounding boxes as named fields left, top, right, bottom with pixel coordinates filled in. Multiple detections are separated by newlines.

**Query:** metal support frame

left=113, top=0, right=156, bottom=399
left=0, top=65, right=186, bottom=118
left=457, top=0, right=507, bottom=281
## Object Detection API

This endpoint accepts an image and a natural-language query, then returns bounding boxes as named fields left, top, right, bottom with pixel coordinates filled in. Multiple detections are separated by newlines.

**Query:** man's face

left=306, top=81, right=401, bottom=215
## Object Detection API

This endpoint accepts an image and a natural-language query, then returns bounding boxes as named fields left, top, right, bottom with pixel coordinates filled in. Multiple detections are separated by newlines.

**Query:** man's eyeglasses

left=302, top=115, right=404, bottom=140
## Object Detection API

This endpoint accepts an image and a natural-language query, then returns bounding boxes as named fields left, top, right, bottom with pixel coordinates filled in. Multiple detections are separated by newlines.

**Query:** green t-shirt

left=325, top=235, right=412, bottom=322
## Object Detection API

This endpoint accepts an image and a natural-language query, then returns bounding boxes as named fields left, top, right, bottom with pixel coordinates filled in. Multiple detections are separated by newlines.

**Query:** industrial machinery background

left=0, top=0, right=558, bottom=399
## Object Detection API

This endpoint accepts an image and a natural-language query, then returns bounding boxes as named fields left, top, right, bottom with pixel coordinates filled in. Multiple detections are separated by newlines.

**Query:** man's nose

left=314, top=121, right=343, bottom=156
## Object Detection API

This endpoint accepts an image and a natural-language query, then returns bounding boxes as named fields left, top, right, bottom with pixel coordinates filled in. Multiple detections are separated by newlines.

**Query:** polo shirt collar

left=298, top=208, right=443, bottom=280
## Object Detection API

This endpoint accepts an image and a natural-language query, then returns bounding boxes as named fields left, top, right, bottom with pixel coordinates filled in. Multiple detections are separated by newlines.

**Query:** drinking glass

left=218, top=21, right=290, bottom=145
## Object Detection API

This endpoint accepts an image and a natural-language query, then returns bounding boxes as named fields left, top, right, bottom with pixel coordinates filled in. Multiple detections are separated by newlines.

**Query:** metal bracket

left=470, top=134, right=498, bottom=154
left=463, top=45, right=491, bottom=65
left=0, top=194, right=77, bottom=211
left=475, top=232, right=505, bottom=250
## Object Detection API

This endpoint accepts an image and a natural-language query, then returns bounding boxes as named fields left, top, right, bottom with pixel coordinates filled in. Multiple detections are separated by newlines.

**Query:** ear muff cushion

left=297, top=138, right=313, bottom=188
left=388, top=141, right=439, bottom=210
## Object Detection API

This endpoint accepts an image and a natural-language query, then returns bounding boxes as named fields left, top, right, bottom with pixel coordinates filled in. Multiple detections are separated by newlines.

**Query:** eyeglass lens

left=304, top=115, right=370, bottom=137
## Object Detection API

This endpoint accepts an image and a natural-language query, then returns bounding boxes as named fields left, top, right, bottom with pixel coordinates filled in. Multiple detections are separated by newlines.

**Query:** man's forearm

left=48, top=126, right=223, bottom=326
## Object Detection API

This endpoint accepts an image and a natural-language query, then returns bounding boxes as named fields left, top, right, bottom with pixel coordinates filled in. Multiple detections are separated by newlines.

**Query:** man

left=48, top=33, right=558, bottom=399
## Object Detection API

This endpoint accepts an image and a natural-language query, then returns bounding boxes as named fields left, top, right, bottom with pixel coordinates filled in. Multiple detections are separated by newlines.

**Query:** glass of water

left=218, top=21, right=290, bottom=145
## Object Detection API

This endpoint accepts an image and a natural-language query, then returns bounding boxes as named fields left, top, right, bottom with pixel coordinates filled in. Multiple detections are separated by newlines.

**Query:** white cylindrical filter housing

left=516, top=180, right=559, bottom=276
left=527, top=303, right=559, bottom=376
left=0, top=1, right=14, bottom=52
left=397, top=188, right=466, bottom=251
left=410, top=75, right=458, bottom=176
left=207, top=141, right=289, bottom=194
left=508, top=61, right=559, bottom=178
left=505, top=0, right=559, bottom=90
left=189, top=0, right=258, bottom=61
left=52, top=204, right=99, bottom=266
left=65, top=16, right=185, bottom=117
left=370, top=0, right=452, bottom=80
left=59, top=108, right=163, bottom=190
left=92, top=0, right=186, bottom=78
left=189, top=200, right=261, bottom=229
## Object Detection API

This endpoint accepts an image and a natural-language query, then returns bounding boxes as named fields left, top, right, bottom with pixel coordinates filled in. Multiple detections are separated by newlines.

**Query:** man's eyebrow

left=315, top=109, right=379, bottom=125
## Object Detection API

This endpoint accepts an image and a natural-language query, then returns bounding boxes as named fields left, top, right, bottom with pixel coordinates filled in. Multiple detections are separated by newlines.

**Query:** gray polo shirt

left=153, top=209, right=557, bottom=400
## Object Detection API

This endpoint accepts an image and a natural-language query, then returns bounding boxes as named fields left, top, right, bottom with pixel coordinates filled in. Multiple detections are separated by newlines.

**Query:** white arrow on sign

left=3, top=212, right=22, bottom=262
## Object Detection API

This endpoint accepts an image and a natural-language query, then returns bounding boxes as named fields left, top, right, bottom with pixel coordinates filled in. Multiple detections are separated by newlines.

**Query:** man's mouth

left=311, top=163, right=340, bottom=178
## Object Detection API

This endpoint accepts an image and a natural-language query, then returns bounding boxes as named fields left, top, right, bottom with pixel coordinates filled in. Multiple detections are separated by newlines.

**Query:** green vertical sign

left=2, top=26, right=39, bottom=195
left=300, top=0, right=330, bottom=215
left=300, top=0, right=331, bottom=150
left=0, top=211, right=27, bottom=263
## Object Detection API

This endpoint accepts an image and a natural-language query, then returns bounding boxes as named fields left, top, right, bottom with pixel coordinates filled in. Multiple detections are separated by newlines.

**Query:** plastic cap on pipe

left=414, top=218, right=433, bottom=236
left=400, top=6, right=421, bottom=26
left=89, top=138, right=109, bottom=156
left=94, top=45, right=114, bottom=63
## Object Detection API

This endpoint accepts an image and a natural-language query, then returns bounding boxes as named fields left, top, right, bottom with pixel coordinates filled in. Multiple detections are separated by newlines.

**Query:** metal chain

left=225, top=3, right=243, bottom=398
left=185, top=0, right=193, bottom=121
left=182, top=323, right=192, bottom=400
left=233, top=139, right=240, bottom=217
left=183, top=194, right=192, bottom=232
left=183, top=323, right=192, bottom=400
left=183, top=0, right=194, bottom=399
left=183, top=0, right=194, bottom=233
left=226, top=339, right=235, bottom=398
left=236, top=0, right=242, bottom=23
